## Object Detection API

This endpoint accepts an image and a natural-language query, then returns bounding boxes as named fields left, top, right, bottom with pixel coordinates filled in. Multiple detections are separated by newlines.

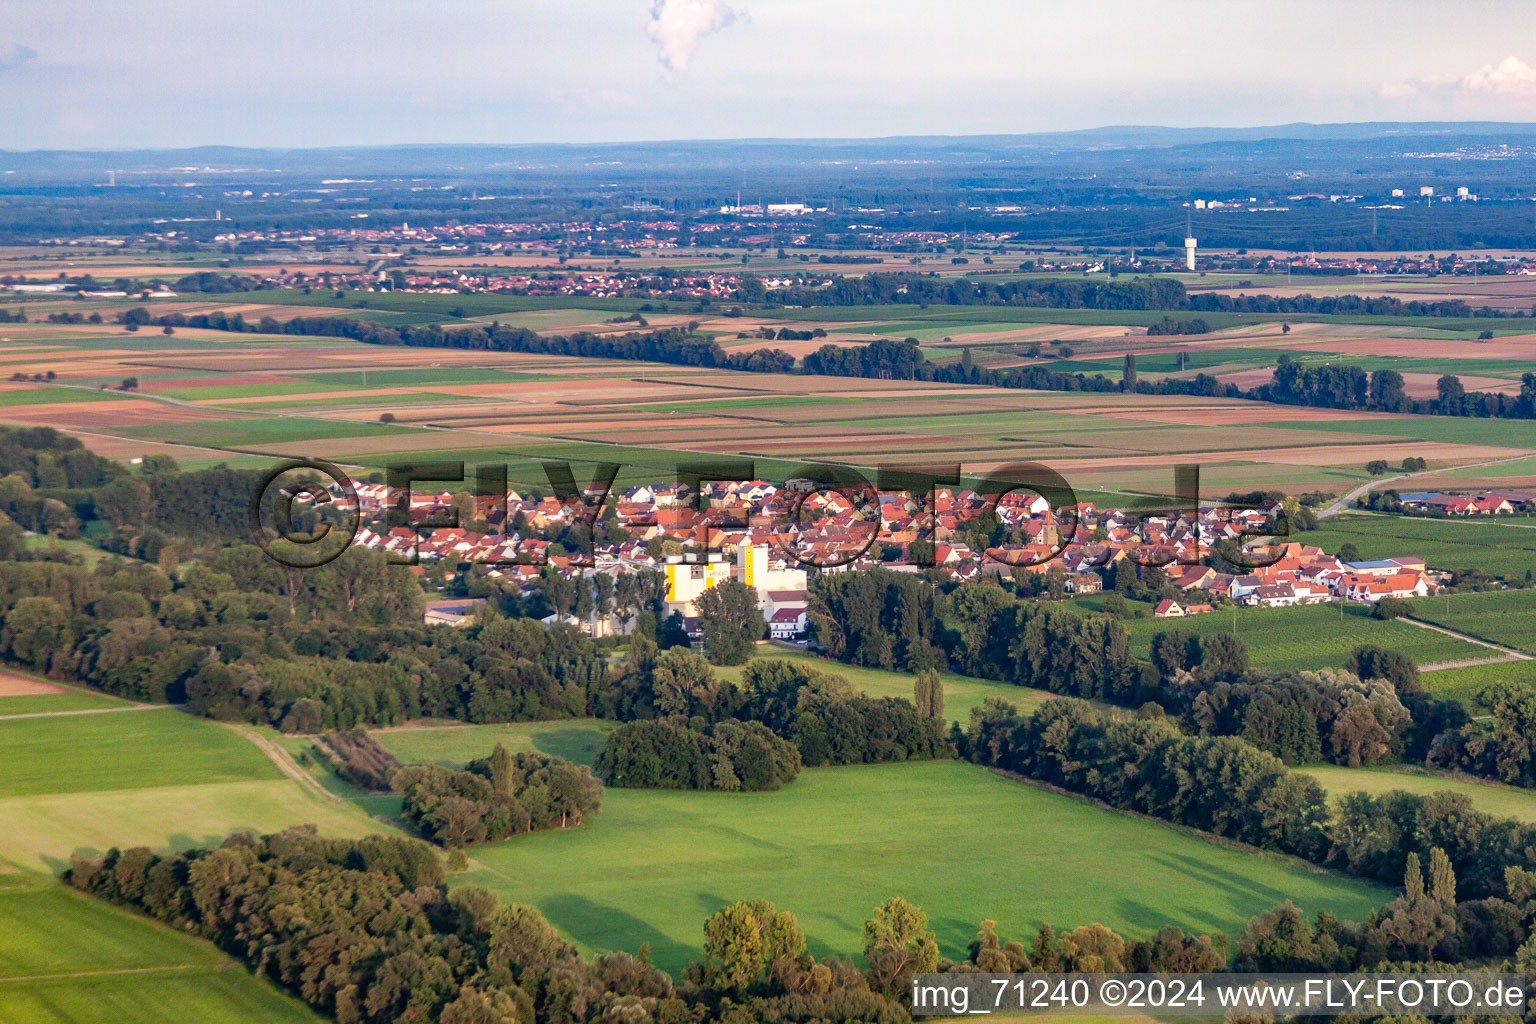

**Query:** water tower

left=1183, top=210, right=1197, bottom=271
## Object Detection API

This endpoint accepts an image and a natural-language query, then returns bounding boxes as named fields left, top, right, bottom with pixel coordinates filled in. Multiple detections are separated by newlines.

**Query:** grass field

left=1119, top=602, right=1485, bottom=672
left=372, top=719, right=617, bottom=769
left=1298, top=765, right=1536, bottom=823
left=0, top=711, right=279, bottom=797
left=0, top=691, right=136, bottom=716
left=0, top=873, right=323, bottom=1024
left=461, top=760, right=1392, bottom=973
left=716, top=646, right=1058, bottom=724
left=1305, top=515, right=1536, bottom=580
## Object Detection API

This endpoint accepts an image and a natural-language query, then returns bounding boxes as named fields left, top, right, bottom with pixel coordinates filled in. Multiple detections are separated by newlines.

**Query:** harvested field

left=0, top=671, right=66, bottom=697
left=53, top=430, right=258, bottom=466
left=1111, top=405, right=1408, bottom=426
left=0, top=399, right=243, bottom=429
left=1278, top=334, right=1536, bottom=360
left=957, top=441, right=1522, bottom=476
left=253, top=431, right=536, bottom=458
left=477, top=416, right=762, bottom=436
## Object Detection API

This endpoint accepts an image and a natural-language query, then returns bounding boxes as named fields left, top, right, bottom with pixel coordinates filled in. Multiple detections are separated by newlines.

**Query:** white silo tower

left=1183, top=211, right=1197, bottom=271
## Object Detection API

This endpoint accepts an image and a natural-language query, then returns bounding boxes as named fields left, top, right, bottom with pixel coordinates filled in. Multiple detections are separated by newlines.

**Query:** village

left=337, top=477, right=1440, bottom=638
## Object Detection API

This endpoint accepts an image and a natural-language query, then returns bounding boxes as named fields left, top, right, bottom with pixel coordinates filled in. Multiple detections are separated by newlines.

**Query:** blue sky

left=3, top=0, right=1535, bottom=149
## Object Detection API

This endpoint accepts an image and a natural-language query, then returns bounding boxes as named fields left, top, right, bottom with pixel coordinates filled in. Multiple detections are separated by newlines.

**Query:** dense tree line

left=66, top=828, right=944, bottom=1023
left=0, top=545, right=624, bottom=729
left=596, top=718, right=802, bottom=791
left=1259, top=357, right=1536, bottom=420
left=1430, top=683, right=1536, bottom=787
left=67, top=823, right=1536, bottom=1024
left=313, top=727, right=401, bottom=791
left=0, top=426, right=271, bottom=553
left=1150, top=633, right=1448, bottom=768
left=126, top=307, right=801, bottom=374
left=1167, top=666, right=1411, bottom=767
left=115, top=298, right=1536, bottom=419
left=734, top=659, right=951, bottom=768
left=395, top=744, right=602, bottom=847
left=963, top=697, right=1536, bottom=907
left=608, top=642, right=950, bottom=770
left=809, top=571, right=1145, bottom=702
left=759, top=273, right=1510, bottom=321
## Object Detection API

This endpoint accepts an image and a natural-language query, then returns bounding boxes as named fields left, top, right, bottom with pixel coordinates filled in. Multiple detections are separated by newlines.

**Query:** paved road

left=1318, top=453, right=1536, bottom=519
left=1398, top=615, right=1533, bottom=670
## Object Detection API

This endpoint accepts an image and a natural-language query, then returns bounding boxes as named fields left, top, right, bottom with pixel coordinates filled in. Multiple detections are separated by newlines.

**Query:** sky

left=3, top=0, right=1536, bottom=150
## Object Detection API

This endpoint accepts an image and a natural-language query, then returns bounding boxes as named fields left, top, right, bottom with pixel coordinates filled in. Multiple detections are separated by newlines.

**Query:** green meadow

left=372, top=719, right=617, bottom=769
left=1298, top=765, right=1536, bottom=824
left=0, top=711, right=278, bottom=797
left=0, top=688, right=136, bottom=717
left=461, top=760, right=1392, bottom=974
left=0, top=711, right=382, bottom=873
left=716, top=646, right=1058, bottom=725
left=0, top=873, right=323, bottom=1024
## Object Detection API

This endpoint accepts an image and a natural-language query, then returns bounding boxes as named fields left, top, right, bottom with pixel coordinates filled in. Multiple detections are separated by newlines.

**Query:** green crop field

left=1269, top=417, right=1536, bottom=449
left=0, top=711, right=387, bottom=873
left=0, top=711, right=279, bottom=797
left=1424, top=659, right=1536, bottom=707
left=0, top=387, right=133, bottom=406
left=1406, top=589, right=1536, bottom=653
left=1298, top=765, right=1536, bottom=824
left=372, top=719, right=617, bottom=769
left=0, top=873, right=323, bottom=1024
left=123, top=417, right=410, bottom=448
left=1304, top=515, right=1536, bottom=580
left=1119, top=602, right=1485, bottom=672
left=716, top=647, right=1058, bottom=724
left=0, top=689, right=137, bottom=717
left=461, top=760, right=1391, bottom=973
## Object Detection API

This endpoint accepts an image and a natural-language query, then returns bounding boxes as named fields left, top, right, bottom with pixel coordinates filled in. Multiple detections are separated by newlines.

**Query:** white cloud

left=0, top=42, right=37, bottom=72
left=646, top=0, right=738, bottom=73
left=1461, top=55, right=1536, bottom=96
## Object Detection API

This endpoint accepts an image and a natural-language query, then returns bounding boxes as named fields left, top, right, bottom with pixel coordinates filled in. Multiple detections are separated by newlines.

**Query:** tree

left=1122, top=353, right=1138, bottom=392
left=1404, top=851, right=1425, bottom=902
left=1338, top=542, right=1361, bottom=562
left=1428, top=846, right=1457, bottom=906
left=914, top=668, right=944, bottom=720
left=702, top=899, right=805, bottom=990
left=2, top=596, right=69, bottom=671
left=651, top=647, right=719, bottom=717
left=862, top=897, right=939, bottom=997
left=379, top=412, right=397, bottom=423
left=695, top=580, right=765, bottom=666
left=1365, top=460, right=1390, bottom=476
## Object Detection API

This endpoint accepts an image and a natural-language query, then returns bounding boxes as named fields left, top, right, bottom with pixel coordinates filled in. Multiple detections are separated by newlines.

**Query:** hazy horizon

left=3, top=0, right=1535, bottom=150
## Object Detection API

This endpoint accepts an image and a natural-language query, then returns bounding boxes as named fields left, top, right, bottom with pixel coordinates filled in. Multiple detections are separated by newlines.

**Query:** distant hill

left=6, top=122, right=1536, bottom=178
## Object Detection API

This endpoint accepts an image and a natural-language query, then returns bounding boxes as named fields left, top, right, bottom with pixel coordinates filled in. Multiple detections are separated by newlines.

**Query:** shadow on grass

left=540, top=892, right=697, bottom=975
left=530, top=725, right=613, bottom=767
